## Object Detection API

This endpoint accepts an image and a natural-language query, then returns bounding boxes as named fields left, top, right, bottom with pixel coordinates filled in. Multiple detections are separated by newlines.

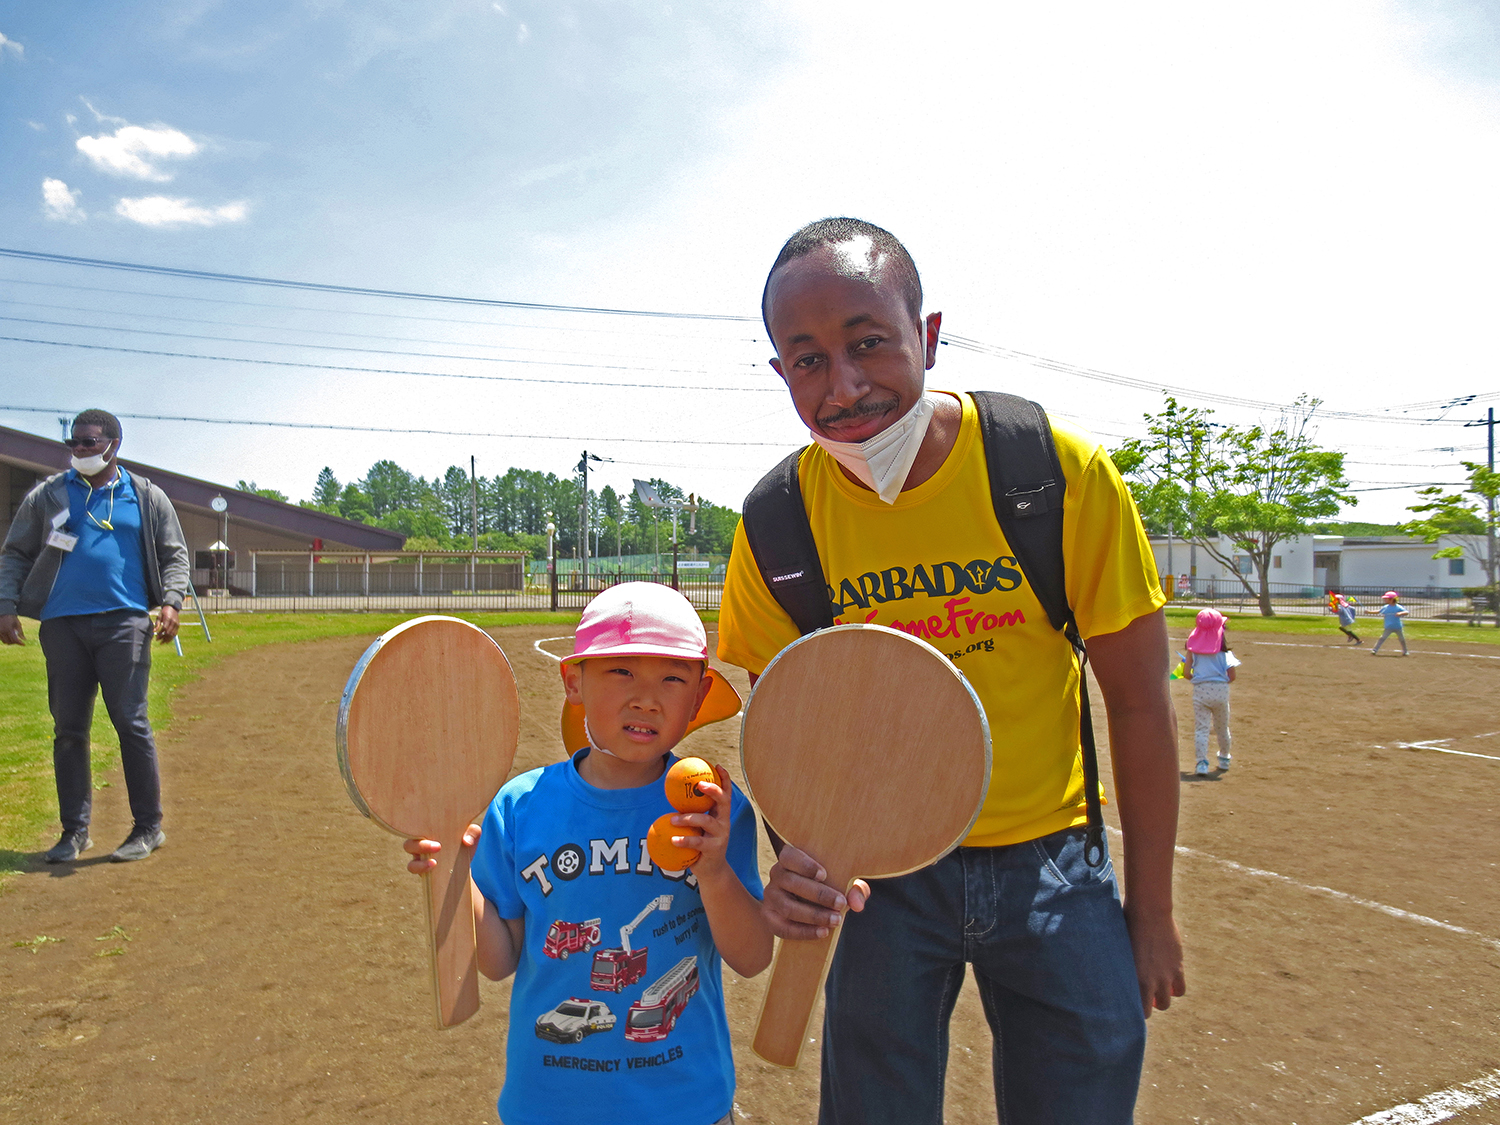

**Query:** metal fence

left=1167, top=578, right=1492, bottom=623
left=184, top=553, right=723, bottom=614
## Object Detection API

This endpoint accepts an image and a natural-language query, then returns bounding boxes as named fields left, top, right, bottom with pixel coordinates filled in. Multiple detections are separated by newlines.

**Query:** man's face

left=765, top=243, right=939, bottom=444
left=67, top=423, right=116, bottom=463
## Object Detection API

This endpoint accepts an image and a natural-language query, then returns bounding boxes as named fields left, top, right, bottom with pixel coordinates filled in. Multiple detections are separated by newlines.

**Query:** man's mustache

left=816, top=396, right=900, bottom=429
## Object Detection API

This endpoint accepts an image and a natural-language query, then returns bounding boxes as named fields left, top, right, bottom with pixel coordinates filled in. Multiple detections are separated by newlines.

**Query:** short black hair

left=72, top=409, right=122, bottom=440
left=761, top=217, right=923, bottom=342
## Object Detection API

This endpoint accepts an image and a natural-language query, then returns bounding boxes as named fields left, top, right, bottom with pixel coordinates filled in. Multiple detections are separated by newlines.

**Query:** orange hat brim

left=560, top=666, right=742, bottom=754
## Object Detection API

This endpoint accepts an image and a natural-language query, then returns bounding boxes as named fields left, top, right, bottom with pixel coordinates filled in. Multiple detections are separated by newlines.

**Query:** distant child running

left=1333, top=594, right=1361, bottom=645
left=1371, top=591, right=1409, bottom=655
left=1183, top=609, right=1240, bottom=775
left=404, top=583, right=772, bottom=1125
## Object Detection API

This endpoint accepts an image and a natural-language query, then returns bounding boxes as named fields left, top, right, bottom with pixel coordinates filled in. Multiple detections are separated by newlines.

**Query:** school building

left=1149, top=533, right=1477, bottom=594
left=0, top=423, right=405, bottom=593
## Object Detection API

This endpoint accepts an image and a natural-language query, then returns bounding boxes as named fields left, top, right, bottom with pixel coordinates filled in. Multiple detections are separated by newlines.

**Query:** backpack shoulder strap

left=740, top=448, right=835, bottom=636
left=970, top=390, right=1071, bottom=636
left=971, top=390, right=1106, bottom=867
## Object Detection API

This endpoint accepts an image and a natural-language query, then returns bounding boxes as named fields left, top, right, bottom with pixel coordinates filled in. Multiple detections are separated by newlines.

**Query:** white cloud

left=115, top=196, right=248, bottom=227
left=0, top=31, right=23, bottom=59
left=517, top=22, right=530, bottom=43
left=77, top=124, right=200, bottom=181
left=42, top=179, right=84, bottom=222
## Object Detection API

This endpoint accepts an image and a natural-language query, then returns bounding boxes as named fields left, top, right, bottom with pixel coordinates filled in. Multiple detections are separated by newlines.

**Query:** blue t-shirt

left=1337, top=604, right=1356, bottom=626
left=470, top=749, right=764, bottom=1125
left=1188, top=650, right=1240, bottom=684
left=1380, top=603, right=1406, bottom=629
left=42, top=471, right=150, bottom=620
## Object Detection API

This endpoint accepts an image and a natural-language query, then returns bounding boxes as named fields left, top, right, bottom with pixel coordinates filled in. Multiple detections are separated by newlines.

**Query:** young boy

left=404, top=583, right=772, bottom=1125
left=1371, top=591, right=1409, bottom=656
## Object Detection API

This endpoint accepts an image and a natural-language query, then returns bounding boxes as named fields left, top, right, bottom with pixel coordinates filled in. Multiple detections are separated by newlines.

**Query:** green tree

left=360, top=460, right=426, bottom=518
left=1402, top=460, right=1500, bottom=622
left=337, top=482, right=371, bottom=524
left=311, top=467, right=341, bottom=509
left=1116, top=396, right=1353, bottom=616
left=236, top=480, right=289, bottom=503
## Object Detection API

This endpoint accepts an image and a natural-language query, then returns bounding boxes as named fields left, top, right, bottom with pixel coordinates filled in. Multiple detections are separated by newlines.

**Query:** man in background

left=0, top=409, right=189, bottom=862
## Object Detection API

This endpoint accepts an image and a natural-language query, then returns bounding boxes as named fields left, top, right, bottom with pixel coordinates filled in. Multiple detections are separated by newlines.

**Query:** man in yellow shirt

left=718, top=218, right=1185, bottom=1123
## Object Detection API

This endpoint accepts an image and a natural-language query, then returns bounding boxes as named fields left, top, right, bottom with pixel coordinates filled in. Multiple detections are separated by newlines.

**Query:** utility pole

left=577, top=450, right=611, bottom=585
left=470, top=455, right=479, bottom=594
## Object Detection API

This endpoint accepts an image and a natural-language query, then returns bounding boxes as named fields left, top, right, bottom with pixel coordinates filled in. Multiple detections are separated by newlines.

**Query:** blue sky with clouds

left=1, top=1, right=1498, bottom=520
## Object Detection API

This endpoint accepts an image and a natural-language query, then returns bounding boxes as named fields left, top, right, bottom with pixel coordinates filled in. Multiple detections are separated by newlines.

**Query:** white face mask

left=70, top=441, right=114, bottom=476
left=810, top=394, right=937, bottom=504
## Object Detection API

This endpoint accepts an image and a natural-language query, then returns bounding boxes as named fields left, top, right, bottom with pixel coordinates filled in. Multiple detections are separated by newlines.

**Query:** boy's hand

left=670, top=765, right=733, bottom=877
left=403, top=822, right=481, bottom=875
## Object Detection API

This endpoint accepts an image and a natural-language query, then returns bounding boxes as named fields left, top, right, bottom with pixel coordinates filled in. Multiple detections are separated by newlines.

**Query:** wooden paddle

left=336, top=616, right=519, bottom=1029
left=740, top=623, right=991, bottom=1068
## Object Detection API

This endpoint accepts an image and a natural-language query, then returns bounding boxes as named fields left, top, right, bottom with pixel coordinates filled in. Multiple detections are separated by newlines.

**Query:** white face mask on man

left=810, top=394, right=937, bottom=504
left=70, top=441, right=114, bottom=476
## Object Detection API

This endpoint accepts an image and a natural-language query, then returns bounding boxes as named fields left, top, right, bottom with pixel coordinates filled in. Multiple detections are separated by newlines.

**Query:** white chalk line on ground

left=1348, top=1067, right=1500, bottom=1124
left=1376, top=737, right=1500, bottom=762
left=1253, top=641, right=1500, bottom=661
left=1109, top=827, right=1500, bottom=950
left=532, top=635, right=571, bottom=662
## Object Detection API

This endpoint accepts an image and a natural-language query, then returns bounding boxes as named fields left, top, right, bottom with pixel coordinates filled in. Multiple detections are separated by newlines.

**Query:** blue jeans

left=818, top=828, right=1145, bottom=1125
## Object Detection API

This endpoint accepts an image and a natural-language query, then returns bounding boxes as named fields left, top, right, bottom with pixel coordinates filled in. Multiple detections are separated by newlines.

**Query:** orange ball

left=646, top=812, right=702, bottom=871
left=665, top=757, right=718, bottom=813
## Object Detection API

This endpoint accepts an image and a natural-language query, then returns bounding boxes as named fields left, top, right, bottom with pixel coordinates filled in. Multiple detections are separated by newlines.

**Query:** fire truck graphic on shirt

left=624, top=956, right=699, bottom=1042
left=591, top=894, right=672, bottom=992
left=542, top=918, right=602, bottom=960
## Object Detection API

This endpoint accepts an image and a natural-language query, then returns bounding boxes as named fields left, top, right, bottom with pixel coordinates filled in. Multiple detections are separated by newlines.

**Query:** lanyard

left=84, top=477, right=119, bottom=531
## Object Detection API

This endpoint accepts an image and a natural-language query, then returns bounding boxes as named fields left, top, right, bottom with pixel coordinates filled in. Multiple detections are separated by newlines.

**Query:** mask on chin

left=70, top=443, right=113, bottom=476
left=810, top=395, right=936, bottom=504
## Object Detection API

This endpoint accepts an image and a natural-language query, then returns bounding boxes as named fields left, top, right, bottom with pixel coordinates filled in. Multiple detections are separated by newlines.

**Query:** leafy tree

left=336, top=482, right=371, bottom=524
left=1115, top=396, right=1354, bottom=615
left=236, top=480, right=289, bottom=503
left=1402, top=460, right=1499, bottom=622
left=375, top=506, right=450, bottom=541
left=439, top=465, right=474, bottom=541
left=360, top=460, right=426, bottom=518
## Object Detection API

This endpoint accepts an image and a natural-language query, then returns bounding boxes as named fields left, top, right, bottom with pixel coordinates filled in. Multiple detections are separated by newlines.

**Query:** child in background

left=1183, top=609, right=1241, bottom=776
left=1371, top=591, right=1409, bottom=655
left=1334, top=594, right=1361, bottom=645
left=404, top=583, right=772, bottom=1125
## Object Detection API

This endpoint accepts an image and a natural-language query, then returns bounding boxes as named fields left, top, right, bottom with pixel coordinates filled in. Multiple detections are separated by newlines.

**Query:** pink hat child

left=559, top=583, right=741, bottom=752
left=1185, top=609, right=1227, bottom=655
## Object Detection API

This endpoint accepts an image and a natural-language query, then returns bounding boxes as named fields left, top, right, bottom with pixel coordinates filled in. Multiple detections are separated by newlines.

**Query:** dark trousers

left=38, top=612, right=162, bottom=834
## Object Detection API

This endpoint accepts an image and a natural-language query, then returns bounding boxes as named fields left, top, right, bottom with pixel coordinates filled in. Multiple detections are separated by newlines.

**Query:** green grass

left=1164, top=606, right=1500, bottom=645
left=0, top=610, right=592, bottom=879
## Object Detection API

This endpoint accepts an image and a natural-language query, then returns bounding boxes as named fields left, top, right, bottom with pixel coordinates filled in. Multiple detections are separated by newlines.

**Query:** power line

left=0, top=335, right=782, bottom=393
left=0, top=314, right=771, bottom=375
left=0, top=277, right=768, bottom=343
left=0, top=247, right=761, bottom=322
left=0, top=403, right=801, bottom=447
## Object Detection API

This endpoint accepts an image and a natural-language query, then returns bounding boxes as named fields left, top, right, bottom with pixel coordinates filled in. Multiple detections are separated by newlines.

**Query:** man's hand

left=0, top=615, right=24, bottom=645
left=154, top=606, right=180, bottom=643
left=761, top=843, right=870, bottom=940
left=1125, top=903, right=1186, bottom=1017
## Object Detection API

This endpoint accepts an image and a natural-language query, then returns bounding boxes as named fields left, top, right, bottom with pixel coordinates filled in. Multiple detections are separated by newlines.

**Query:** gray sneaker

left=110, top=827, right=165, bottom=862
left=45, top=828, right=92, bottom=863
left=1218, top=755, right=1231, bottom=771
left=1195, top=760, right=1210, bottom=776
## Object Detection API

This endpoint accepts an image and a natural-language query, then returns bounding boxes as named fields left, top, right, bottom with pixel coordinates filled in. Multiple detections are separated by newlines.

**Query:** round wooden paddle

left=336, top=616, right=519, bottom=1029
left=740, top=623, right=991, bottom=1068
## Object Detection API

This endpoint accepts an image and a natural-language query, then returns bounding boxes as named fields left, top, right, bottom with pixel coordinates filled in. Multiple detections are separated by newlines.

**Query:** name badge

left=47, top=529, right=79, bottom=552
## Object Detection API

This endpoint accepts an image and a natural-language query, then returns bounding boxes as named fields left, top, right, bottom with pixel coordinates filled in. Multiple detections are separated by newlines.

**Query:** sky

left=1, top=0, right=1498, bottom=523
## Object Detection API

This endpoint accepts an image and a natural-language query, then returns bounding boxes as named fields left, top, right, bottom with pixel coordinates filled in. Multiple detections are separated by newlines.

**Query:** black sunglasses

left=65, top=437, right=112, bottom=451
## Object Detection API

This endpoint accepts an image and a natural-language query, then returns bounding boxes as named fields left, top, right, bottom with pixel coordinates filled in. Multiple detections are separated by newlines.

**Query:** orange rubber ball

left=665, top=757, right=718, bottom=813
left=646, top=812, right=702, bottom=871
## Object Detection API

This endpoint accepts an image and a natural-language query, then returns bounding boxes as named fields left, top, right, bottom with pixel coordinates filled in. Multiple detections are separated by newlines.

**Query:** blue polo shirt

left=41, top=470, right=150, bottom=619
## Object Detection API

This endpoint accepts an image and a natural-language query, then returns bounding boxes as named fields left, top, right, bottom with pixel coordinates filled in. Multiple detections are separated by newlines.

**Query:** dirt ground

left=2, top=623, right=1497, bottom=1124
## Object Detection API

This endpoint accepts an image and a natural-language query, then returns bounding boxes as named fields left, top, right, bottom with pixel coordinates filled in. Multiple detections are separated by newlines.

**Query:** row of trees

left=1112, top=396, right=1497, bottom=616
left=238, top=463, right=742, bottom=559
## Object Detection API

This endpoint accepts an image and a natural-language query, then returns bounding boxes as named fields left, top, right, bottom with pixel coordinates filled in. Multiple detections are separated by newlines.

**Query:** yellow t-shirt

left=717, top=392, right=1165, bottom=847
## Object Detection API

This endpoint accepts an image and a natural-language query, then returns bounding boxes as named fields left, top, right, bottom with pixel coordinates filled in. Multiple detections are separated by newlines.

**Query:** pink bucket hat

left=559, top=582, right=741, bottom=751
left=1185, top=609, right=1227, bottom=654
left=1383, top=591, right=1399, bottom=600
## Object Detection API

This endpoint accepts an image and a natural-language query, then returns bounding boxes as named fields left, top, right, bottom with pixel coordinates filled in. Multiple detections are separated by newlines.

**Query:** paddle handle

left=421, top=828, right=481, bottom=1028
left=752, top=874, right=853, bottom=1068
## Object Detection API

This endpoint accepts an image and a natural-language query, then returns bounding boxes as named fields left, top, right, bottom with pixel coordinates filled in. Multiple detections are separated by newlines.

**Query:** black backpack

left=740, top=390, right=1107, bottom=867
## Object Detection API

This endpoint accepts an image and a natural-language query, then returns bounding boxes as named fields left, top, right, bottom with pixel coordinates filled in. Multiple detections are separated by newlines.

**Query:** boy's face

left=561, top=655, right=712, bottom=761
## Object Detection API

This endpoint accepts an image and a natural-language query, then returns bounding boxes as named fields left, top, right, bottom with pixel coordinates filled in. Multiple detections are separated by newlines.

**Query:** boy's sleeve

left=469, top=792, right=524, bottom=919
left=726, top=785, right=764, bottom=900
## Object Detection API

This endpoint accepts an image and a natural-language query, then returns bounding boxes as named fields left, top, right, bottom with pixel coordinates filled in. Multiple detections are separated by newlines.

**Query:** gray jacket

left=0, top=470, right=190, bottom=619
